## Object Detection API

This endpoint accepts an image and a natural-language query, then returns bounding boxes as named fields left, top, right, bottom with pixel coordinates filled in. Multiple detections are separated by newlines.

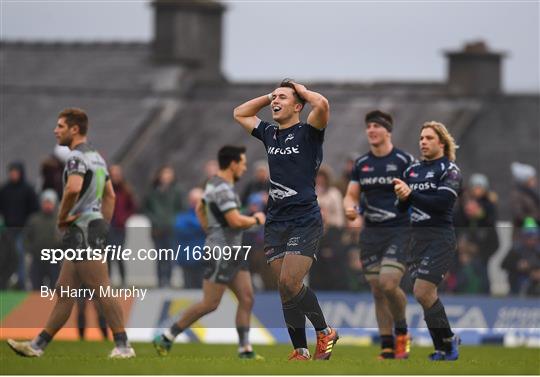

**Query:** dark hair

left=365, top=109, right=393, bottom=132
left=58, top=108, right=89, bottom=135
left=152, top=164, right=175, bottom=188
left=279, top=78, right=306, bottom=108
left=218, top=145, right=246, bottom=170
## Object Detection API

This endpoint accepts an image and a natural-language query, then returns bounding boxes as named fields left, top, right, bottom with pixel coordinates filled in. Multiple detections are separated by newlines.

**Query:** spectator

left=448, top=247, right=490, bottom=294
left=199, top=159, right=219, bottom=187
left=316, top=165, right=345, bottom=228
left=0, top=216, right=17, bottom=289
left=242, top=191, right=273, bottom=290
left=309, top=210, right=350, bottom=291
left=144, top=165, right=185, bottom=287
left=241, top=160, right=270, bottom=206
left=40, top=155, right=64, bottom=200
left=453, top=173, right=499, bottom=293
left=174, top=188, right=206, bottom=289
left=22, top=190, right=61, bottom=290
left=0, top=161, right=39, bottom=289
left=108, top=164, right=137, bottom=286
left=510, top=162, right=540, bottom=238
left=502, top=217, right=540, bottom=295
left=334, top=154, right=358, bottom=196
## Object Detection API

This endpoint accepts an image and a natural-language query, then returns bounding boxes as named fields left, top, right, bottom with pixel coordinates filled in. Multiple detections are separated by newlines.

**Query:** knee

left=413, top=286, right=436, bottom=308
left=369, top=281, right=386, bottom=301
left=379, top=276, right=399, bottom=295
left=239, top=292, right=254, bottom=310
left=278, top=276, right=301, bottom=302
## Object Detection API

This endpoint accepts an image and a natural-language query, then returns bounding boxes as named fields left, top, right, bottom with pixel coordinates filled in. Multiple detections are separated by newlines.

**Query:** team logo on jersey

left=285, top=133, right=295, bottom=143
left=269, top=179, right=298, bottom=200
left=409, top=170, right=419, bottom=178
left=361, top=165, right=374, bottom=172
left=410, top=206, right=431, bottom=222
left=386, top=164, right=398, bottom=172
left=364, top=204, right=397, bottom=222
left=425, top=171, right=435, bottom=179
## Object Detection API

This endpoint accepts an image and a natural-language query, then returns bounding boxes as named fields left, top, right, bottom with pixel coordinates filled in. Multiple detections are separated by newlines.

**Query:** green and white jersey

left=203, top=175, right=243, bottom=248
left=63, top=143, right=109, bottom=223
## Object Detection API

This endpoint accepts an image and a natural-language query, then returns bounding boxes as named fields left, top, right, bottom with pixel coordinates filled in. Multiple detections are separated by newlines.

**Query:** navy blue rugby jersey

left=251, top=120, right=324, bottom=221
left=398, top=156, right=462, bottom=227
left=351, top=148, right=414, bottom=227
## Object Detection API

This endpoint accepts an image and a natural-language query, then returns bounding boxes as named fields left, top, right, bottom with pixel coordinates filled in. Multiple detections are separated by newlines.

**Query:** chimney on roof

left=152, top=0, right=225, bottom=81
left=445, top=41, right=505, bottom=96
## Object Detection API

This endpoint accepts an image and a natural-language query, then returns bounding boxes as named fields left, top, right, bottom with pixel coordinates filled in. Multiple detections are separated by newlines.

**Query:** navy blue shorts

left=359, top=226, right=410, bottom=277
left=263, top=211, right=323, bottom=263
left=408, top=227, right=456, bottom=285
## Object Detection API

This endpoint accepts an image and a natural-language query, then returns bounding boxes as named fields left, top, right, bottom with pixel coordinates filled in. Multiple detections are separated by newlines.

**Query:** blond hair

left=421, top=121, right=457, bottom=161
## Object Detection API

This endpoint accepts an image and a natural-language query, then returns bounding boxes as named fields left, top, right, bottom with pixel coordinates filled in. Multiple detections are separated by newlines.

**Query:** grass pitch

left=1, top=341, right=539, bottom=375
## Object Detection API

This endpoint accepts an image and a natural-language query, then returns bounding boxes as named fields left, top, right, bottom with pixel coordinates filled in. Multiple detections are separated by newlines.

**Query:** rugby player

left=343, top=110, right=413, bottom=359
left=7, top=108, right=135, bottom=358
left=393, top=121, right=462, bottom=361
left=233, top=79, right=338, bottom=361
left=153, top=146, right=266, bottom=359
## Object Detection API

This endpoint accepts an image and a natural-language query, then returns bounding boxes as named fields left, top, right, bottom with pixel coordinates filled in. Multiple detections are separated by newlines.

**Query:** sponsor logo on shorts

left=287, top=237, right=300, bottom=247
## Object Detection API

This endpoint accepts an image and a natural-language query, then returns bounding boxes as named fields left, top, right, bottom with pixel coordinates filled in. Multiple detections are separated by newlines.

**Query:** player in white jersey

left=7, top=108, right=135, bottom=359
left=153, top=146, right=265, bottom=359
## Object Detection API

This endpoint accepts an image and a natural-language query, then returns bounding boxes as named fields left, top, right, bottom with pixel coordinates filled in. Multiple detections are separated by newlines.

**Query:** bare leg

left=44, top=261, right=81, bottom=336
left=229, top=270, right=254, bottom=329
left=75, top=260, right=124, bottom=333
left=367, top=278, right=393, bottom=337
left=175, top=279, right=227, bottom=329
left=379, top=269, right=407, bottom=325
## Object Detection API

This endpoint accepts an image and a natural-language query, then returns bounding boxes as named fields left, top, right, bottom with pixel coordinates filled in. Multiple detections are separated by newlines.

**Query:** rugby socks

left=394, top=319, right=408, bottom=336
left=164, top=323, right=183, bottom=342
left=31, top=330, right=52, bottom=351
left=290, top=285, right=328, bottom=332
left=282, top=300, right=308, bottom=349
left=236, top=326, right=250, bottom=348
left=113, top=331, right=129, bottom=348
left=381, top=335, right=395, bottom=350
left=424, top=299, right=454, bottom=351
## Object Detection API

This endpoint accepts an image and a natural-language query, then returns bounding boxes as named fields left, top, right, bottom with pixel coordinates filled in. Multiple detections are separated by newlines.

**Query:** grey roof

left=1, top=41, right=538, bottom=219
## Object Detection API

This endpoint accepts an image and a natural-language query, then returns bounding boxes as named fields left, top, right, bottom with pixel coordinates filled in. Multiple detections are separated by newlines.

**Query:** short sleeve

left=65, top=153, right=87, bottom=176
left=214, top=185, right=239, bottom=213
left=307, top=124, right=325, bottom=143
left=251, top=120, right=270, bottom=143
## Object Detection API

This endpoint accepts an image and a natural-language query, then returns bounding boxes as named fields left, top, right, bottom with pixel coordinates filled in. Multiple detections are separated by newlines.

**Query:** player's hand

left=290, top=81, right=308, bottom=97
left=393, top=178, right=411, bottom=200
left=57, top=214, right=80, bottom=230
left=345, top=206, right=358, bottom=221
left=253, top=212, right=266, bottom=226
